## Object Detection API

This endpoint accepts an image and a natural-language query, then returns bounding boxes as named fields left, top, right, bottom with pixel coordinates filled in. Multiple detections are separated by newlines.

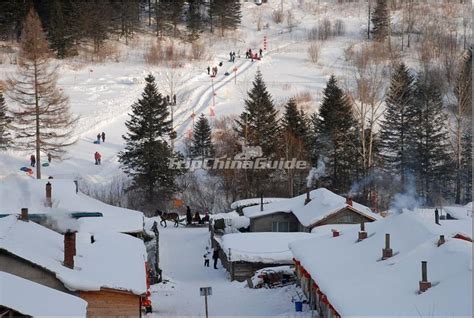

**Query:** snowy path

left=150, top=227, right=309, bottom=317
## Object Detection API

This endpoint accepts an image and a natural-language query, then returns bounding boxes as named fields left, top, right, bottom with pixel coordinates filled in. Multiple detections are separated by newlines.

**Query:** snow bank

left=0, top=271, right=88, bottom=317
left=230, top=198, right=289, bottom=210
left=243, top=188, right=381, bottom=227
left=0, top=215, right=147, bottom=295
left=0, top=176, right=144, bottom=234
left=289, top=212, right=473, bottom=317
left=219, top=232, right=312, bottom=264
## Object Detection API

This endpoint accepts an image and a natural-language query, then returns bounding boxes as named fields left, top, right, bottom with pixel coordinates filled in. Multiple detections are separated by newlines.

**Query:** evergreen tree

left=282, top=98, right=308, bottom=140
left=0, top=91, right=12, bottom=150
left=411, top=75, right=451, bottom=203
left=118, top=74, right=183, bottom=207
left=210, top=0, right=241, bottom=36
left=235, top=71, right=279, bottom=156
left=191, top=114, right=214, bottom=158
left=371, top=0, right=389, bottom=42
left=461, top=122, right=472, bottom=203
left=186, top=0, right=204, bottom=41
left=6, top=8, right=77, bottom=179
left=315, top=75, right=358, bottom=193
left=379, top=63, right=416, bottom=189
left=46, top=0, right=76, bottom=58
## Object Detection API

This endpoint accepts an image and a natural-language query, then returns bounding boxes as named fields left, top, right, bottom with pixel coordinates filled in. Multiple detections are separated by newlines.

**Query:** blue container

left=295, top=301, right=303, bottom=312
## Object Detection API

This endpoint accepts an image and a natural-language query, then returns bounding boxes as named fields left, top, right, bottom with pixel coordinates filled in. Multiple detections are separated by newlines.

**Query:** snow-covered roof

left=243, top=188, right=381, bottom=227
left=211, top=211, right=250, bottom=229
left=289, top=212, right=473, bottom=317
left=444, top=204, right=473, bottom=220
left=0, top=176, right=144, bottom=234
left=230, top=197, right=289, bottom=209
left=217, top=232, right=312, bottom=264
left=0, top=215, right=147, bottom=295
left=0, top=271, right=88, bottom=317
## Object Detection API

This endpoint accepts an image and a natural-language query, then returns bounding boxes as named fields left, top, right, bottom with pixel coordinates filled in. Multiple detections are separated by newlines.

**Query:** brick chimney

left=64, top=231, right=76, bottom=269
left=437, top=235, right=445, bottom=247
left=382, top=233, right=393, bottom=260
left=346, top=196, right=353, bottom=207
left=358, top=221, right=367, bottom=241
left=419, top=261, right=431, bottom=293
left=20, top=208, right=29, bottom=222
left=45, top=182, right=52, bottom=208
left=332, top=229, right=340, bottom=237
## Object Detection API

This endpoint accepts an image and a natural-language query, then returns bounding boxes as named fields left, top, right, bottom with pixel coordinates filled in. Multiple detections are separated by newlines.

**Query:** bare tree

left=6, top=9, right=77, bottom=179
left=347, top=43, right=389, bottom=200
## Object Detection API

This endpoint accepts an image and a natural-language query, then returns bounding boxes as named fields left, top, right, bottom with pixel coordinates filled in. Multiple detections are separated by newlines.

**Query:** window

left=272, top=221, right=290, bottom=232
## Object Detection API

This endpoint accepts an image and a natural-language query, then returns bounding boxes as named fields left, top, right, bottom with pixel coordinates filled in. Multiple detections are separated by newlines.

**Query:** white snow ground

left=149, top=226, right=311, bottom=317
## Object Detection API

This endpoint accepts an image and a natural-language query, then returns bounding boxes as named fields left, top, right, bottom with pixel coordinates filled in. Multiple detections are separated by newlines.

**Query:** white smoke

left=44, top=211, right=81, bottom=233
left=389, top=175, right=421, bottom=213
left=306, top=158, right=326, bottom=188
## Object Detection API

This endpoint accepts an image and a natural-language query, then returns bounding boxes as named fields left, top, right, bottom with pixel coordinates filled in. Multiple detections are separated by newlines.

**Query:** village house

left=289, top=212, right=473, bottom=318
left=0, top=271, right=87, bottom=317
left=242, top=188, right=381, bottom=232
left=213, top=232, right=311, bottom=281
left=0, top=212, right=148, bottom=318
left=0, top=177, right=146, bottom=237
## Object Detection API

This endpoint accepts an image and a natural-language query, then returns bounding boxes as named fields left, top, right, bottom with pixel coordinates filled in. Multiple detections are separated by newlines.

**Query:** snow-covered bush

left=307, top=26, right=318, bottom=41
left=333, top=19, right=346, bottom=36
left=307, top=42, right=321, bottom=64
left=272, top=10, right=284, bottom=24
left=318, top=19, right=332, bottom=41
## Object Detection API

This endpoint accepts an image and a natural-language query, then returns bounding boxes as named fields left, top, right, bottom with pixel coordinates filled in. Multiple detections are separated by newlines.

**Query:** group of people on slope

left=94, top=132, right=105, bottom=165
left=29, top=153, right=52, bottom=167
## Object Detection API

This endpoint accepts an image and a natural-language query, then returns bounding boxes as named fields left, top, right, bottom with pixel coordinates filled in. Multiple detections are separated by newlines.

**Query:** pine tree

left=235, top=71, right=279, bottom=156
left=411, top=75, right=451, bottom=203
left=379, top=63, right=416, bottom=189
left=191, top=114, right=214, bottom=158
left=118, top=74, right=183, bottom=207
left=371, top=0, right=389, bottom=42
left=315, top=75, right=358, bottom=193
left=186, top=0, right=204, bottom=41
left=6, top=9, right=77, bottom=179
left=282, top=98, right=308, bottom=140
left=210, top=0, right=241, bottom=36
left=461, top=122, right=472, bottom=203
left=46, top=0, right=76, bottom=58
left=0, top=91, right=12, bottom=150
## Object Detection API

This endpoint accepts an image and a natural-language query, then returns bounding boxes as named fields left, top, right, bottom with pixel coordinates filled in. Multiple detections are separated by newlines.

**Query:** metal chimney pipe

left=45, top=182, right=52, bottom=208
left=385, top=233, right=390, bottom=249
left=304, top=188, right=311, bottom=205
left=260, top=193, right=264, bottom=212
left=421, top=261, right=428, bottom=282
left=435, top=208, right=440, bottom=225
left=360, top=222, right=365, bottom=232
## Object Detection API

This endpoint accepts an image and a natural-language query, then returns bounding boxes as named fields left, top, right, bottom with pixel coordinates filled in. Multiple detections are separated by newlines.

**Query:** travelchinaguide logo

left=169, top=145, right=308, bottom=171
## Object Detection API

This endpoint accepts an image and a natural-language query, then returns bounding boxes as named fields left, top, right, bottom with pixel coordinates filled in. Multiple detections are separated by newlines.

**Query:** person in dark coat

left=186, top=205, right=192, bottom=225
left=259, top=48, right=263, bottom=58
left=101, top=132, right=105, bottom=142
left=30, top=154, right=36, bottom=167
left=207, top=66, right=210, bottom=75
left=194, top=212, right=202, bottom=224
left=96, top=133, right=101, bottom=143
left=47, top=153, right=52, bottom=163
left=212, top=247, right=219, bottom=269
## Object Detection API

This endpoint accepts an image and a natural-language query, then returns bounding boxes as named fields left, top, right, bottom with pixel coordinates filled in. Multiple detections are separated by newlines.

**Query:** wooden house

left=0, top=213, right=148, bottom=318
left=243, top=188, right=381, bottom=232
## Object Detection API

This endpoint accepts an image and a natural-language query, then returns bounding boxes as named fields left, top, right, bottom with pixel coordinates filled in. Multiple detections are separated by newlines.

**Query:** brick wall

left=79, top=290, right=140, bottom=318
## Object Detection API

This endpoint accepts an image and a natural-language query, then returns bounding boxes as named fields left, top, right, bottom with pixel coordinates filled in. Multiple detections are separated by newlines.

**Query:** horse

left=156, top=210, right=179, bottom=228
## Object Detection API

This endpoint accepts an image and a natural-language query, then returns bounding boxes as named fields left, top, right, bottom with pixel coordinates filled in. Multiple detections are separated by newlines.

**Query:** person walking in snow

left=94, top=151, right=101, bottom=165
left=96, top=133, right=101, bottom=144
left=259, top=48, right=263, bottom=58
left=30, top=154, right=36, bottom=167
left=207, top=66, right=210, bottom=75
left=47, top=153, right=52, bottom=163
left=203, top=246, right=211, bottom=267
left=101, top=132, right=105, bottom=143
left=229, top=51, right=233, bottom=62
left=186, top=205, right=192, bottom=225
left=212, top=247, right=220, bottom=269
left=232, top=51, right=236, bottom=63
